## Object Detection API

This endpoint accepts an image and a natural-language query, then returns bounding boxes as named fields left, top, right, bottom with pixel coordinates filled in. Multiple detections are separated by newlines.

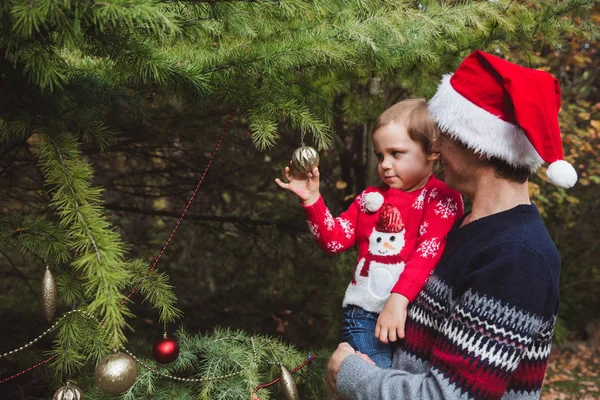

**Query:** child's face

left=372, top=122, right=438, bottom=192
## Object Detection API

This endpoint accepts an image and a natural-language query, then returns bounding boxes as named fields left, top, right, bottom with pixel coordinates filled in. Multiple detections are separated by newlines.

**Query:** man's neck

left=462, top=172, right=531, bottom=226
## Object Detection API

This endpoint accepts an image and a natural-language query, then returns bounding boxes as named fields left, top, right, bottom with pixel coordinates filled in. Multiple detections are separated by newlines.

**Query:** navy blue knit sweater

left=337, top=204, right=560, bottom=400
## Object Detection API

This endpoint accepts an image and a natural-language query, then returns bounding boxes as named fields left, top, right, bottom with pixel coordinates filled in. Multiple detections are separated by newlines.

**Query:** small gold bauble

left=95, top=351, right=137, bottom=395
left=291, top=145, right=319, bottom=175
left=53, top=381, right=83, bottom=400
left=279, top=364, right=299, bottom=400
left=41, top=266, right=57, bottom=321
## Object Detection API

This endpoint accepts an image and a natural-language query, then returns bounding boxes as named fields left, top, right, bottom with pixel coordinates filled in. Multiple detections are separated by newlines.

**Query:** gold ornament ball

left=95, top=351, right=138, bottom=395
left=291, top=145, right=319, bottom=175
left=279, top=364, right=299, bottom=400
left=41, top=266, right=57, bottom=321
left=53, top=382, right=83, bottom=400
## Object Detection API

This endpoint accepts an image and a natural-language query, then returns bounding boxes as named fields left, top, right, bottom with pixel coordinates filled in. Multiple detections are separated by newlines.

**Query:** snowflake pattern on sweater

left=324, top=209, right=335, bottom=231
left=307, top=220, right=319, bottom=238
left=337, top=217, right=354, bottom=239
left=327, top=241, right=344, bottom=253
left=428, top=188, right=440, bottom=202
left=416, top=237, right=440, bottom=258
left=419, top=221, right=429, bottom=236
left=358, top=191, right=368, bottom=213
left=412, top=189, right=427, bottom=210
left=302, top=175, right=463, bottom=311
left=434, top=197, right=459, bottom=219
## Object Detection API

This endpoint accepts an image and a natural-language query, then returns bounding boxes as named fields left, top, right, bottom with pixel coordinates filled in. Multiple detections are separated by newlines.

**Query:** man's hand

left=325, top=342, right=356, bottom=397
left=275, top=165, right=321, bottom=206
left=325, top=343, right=377, bottom=398
left=375, top=293, right=410, bottom=344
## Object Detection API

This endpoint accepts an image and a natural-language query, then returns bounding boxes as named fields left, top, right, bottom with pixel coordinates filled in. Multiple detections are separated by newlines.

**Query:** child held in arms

left=275, top=99, right=463, bottom=368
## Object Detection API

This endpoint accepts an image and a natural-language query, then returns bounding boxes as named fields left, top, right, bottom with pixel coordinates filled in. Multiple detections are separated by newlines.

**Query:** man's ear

left=428, top=152, right=440, bottom=162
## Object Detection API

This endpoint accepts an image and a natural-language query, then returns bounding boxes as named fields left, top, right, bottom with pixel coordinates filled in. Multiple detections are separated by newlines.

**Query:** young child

left=275, top=99, right=463, bottom=368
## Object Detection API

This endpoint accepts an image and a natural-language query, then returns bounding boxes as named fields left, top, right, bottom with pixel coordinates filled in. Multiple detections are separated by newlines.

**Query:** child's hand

left=375, top=293, right=410, bottom=344
left=275, top=164, right=320, bottom=206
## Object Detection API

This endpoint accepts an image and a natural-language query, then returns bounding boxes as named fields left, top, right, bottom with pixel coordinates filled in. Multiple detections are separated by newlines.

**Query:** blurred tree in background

left=532, top=25, right=600, bottom=342
left=0, top=0, right=598, bottom=398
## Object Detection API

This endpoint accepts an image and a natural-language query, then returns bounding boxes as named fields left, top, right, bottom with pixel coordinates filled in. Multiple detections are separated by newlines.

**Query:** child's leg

left=340, top=306, right=393, bottom=369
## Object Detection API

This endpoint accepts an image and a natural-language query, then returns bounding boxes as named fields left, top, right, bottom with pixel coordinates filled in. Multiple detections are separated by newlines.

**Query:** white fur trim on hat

left=428, top=74, right=544, bottom=172
left=547, top=160, right=578, bottom=188
left=364, top=192, right=384, bottom=213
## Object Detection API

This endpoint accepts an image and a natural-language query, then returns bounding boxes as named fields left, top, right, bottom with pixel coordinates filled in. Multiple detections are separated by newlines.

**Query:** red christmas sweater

left=302, top=175, right=463, bottom=313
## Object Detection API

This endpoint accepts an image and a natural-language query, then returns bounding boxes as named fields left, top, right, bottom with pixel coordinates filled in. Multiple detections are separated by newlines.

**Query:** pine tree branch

left=48, top=137, right=102, bottom=263
left=1, top=0, right=596, bottom=394
left=482, top=0, right=515, bottom=47
left=204, top=48, right=326, bottom=73
left=533, top=0, right=596, bottom=36
left=182, top=0, right=265, bottom=2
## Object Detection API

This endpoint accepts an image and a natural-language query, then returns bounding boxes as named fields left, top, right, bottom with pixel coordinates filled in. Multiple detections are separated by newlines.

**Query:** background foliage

left=0, top=0, right=598, bottom=398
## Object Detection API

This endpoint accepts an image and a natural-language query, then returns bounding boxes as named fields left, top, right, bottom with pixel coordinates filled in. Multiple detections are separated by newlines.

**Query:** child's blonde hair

left=374, top=98, right=440, bottom=155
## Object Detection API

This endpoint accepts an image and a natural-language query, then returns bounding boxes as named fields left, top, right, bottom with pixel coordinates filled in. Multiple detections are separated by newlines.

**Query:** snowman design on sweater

left=345, top=204, right=406, bottom=312
left=302, top=176, right=464, bottom=314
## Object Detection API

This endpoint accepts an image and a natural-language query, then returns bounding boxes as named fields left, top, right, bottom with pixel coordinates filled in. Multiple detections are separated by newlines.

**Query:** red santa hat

left=428, top=50, right=577, bottom=188
left=376, top=204, right=404, bottom=233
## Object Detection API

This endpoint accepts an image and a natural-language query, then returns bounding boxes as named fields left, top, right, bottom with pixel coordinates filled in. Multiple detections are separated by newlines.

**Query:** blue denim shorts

left=340, top=306, right=393, bottom=369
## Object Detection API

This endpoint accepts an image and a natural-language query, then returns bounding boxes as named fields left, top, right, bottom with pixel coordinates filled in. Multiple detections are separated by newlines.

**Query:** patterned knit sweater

left=336, top=204, right=560, bottom=400
left=302, top=175, right=463, bottom=312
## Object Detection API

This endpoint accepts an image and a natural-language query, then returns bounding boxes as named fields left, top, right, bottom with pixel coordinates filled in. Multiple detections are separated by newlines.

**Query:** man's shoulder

left=450, top=208, right=560, bottom=279
left=486, top=238, right=557, bottom=264
left=505, top=206, right=559, bottom=261
left=481, top=211, right=559, bottom=262
left=471, top=222, right=560, bottom=291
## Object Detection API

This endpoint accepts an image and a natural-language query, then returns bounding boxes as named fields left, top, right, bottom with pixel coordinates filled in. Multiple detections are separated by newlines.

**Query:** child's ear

left=428, top=152, right=440, bottom=162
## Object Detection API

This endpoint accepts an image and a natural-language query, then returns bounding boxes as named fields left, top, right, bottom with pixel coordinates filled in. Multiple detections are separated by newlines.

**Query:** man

left=325, top=50, right=577, bottom=399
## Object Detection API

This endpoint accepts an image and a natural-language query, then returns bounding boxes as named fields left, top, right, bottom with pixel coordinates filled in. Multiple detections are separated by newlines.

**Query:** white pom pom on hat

left=547, top=160, right=578, bottom=189
left=428, top=50, right=577, bottom=188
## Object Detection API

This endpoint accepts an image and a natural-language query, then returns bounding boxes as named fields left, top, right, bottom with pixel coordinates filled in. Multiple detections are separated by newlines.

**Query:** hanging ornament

left=53, top=381, right=83, bottom=400
left=250, top=391, right=260, bottom=400
left=95, top=350, right=137, bottom=395
left=40, top=265, right=57, bottom=321
left=290, top=144, right=319, bottom=175
left=152, top=333, right=179, bottom=364
left=279, top=364, right=299, bottom=400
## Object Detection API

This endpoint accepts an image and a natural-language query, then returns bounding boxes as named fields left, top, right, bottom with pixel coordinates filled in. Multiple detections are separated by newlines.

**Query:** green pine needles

left=75, top=327, right=329, bottom=400
left=0, top=0, right=598, bottom=396
left=39, top=132, right=182, bottom=350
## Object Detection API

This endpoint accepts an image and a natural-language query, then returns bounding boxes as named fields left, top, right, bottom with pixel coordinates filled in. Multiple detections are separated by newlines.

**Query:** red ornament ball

left=152, top=336, right=180, bottom=364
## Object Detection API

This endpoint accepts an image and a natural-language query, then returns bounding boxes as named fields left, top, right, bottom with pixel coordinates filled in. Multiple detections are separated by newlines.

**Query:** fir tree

left=0, top=0, right=597, bottom=398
